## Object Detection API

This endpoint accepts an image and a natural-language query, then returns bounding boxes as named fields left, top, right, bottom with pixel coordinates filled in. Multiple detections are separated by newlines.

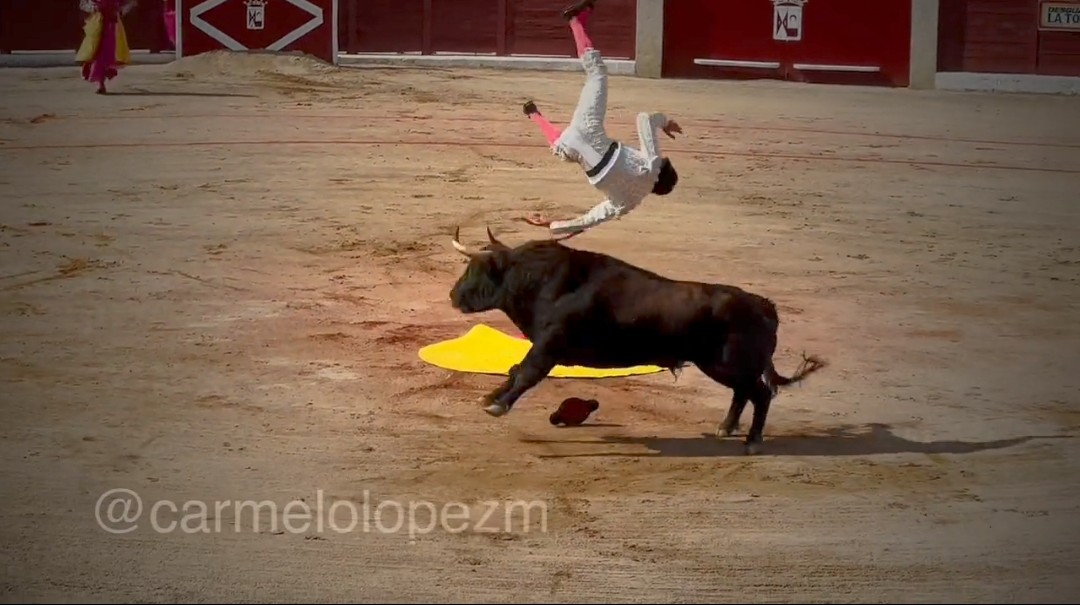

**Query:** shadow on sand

left=521, top=423, right=1070, bottom=458
left=108, top=90, right=256, bottom=98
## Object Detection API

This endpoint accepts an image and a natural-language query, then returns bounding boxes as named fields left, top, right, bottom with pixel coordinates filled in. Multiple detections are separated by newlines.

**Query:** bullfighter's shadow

left=555, top=423, right=625, bottom=429
left=521, top=423, right=1069, bottom=458
left=107, top=90, right=256, bottom=98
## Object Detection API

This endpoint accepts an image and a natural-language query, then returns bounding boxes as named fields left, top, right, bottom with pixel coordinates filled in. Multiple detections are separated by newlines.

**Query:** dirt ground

left=1, top=51, right=1079, bottom=603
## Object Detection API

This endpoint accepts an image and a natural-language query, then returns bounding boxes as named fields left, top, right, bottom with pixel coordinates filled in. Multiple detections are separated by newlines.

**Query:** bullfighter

left=521, top=0, right=683, bottom=239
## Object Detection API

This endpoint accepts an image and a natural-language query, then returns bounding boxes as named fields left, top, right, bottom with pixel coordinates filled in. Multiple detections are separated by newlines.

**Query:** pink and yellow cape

left=75, top=7, right=132, bottom=86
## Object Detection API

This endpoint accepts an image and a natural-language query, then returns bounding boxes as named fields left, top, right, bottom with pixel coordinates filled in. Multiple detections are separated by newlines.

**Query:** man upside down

left=522, top=0, right=683, bottom=239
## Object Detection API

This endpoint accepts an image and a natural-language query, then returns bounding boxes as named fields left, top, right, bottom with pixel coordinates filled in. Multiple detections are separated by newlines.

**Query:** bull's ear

left=483, top=249, right=508, bottom=281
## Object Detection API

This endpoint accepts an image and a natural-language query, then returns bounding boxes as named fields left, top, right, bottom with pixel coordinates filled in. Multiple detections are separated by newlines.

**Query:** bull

left=447, top=226, right=826, bottom=455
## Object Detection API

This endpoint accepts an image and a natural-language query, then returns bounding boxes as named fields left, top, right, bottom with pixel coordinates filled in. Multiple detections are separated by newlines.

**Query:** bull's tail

left=766, top=352, right=827, bottom=392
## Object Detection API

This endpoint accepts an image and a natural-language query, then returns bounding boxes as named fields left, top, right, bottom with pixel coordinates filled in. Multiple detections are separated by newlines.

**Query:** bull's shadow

left=521, top=423, right=1069, bottom=458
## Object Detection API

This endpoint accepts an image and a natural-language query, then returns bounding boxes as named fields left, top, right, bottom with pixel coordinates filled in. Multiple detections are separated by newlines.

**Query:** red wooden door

left=663, top=0, right=911, bottom=86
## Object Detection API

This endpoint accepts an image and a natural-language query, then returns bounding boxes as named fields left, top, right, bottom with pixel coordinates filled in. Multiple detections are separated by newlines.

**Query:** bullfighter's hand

left=521, top=213, right=551, bottom=227
left=663, top=119, right=682, bottom=139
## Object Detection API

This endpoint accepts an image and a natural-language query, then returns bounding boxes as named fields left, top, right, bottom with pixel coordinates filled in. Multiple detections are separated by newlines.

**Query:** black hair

left=651, top=157, right=678, bottom=196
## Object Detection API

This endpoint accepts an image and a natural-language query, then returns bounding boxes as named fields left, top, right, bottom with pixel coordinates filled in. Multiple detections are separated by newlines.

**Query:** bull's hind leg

left=697, top=363, right=754, bottom=444
left=697, top=332, right=776, bottom=454
left=717, top=390, right=750, bottom=438
left=742, top=379, right=775, bottom=456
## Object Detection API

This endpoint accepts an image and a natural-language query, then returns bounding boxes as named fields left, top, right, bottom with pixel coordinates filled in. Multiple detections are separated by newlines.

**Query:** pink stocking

left=530, top=112, right=562, bottom=146
left=568, top=9, right=594, bottom=57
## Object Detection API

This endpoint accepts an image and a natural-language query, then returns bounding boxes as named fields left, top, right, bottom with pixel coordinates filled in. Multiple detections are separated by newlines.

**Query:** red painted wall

left=431, top=0, right=499, bottom=54
left=662, top=0, right=913, bottom=87
left=1039, top=29, right=1080, bottom=75
left=339, top=0, right=635, bottom=59
left=0, top=0, right=171, bottom=53
left=937, top=0, right=1080, bottom=76
left=0, top=0, right=638, bottom=61
left=343, top=0, right=424, bottom=53
left=507, top=0, right=636, bottom=59
left=937, top=0, right=1037, bottom=72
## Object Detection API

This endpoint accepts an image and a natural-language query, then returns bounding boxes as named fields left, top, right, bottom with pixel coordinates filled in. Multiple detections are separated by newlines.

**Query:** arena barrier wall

left=176, top=0, right=338, bottom=65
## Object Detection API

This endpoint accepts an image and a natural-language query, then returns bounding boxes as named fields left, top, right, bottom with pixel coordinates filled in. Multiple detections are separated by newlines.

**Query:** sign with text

left=1039, top=1, right=1080, bottom=31
left=176, top=0, right=338, bottom=64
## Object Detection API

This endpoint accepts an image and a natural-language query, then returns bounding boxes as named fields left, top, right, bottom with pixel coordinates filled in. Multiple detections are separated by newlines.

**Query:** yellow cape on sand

left=418, top=324, right=665, bottom=379
left=76, top=12, right=132, bottom=65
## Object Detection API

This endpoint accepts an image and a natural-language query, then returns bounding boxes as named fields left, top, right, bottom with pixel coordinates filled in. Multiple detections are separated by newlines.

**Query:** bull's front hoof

left=482, top=400, right=510, bottom=417
left=744, top=441, right=764, bottom=456
left=484, top=403, right=509, bottom=417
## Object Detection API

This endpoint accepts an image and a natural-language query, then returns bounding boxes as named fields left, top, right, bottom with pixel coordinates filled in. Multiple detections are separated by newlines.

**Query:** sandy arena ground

left=1, top=51, right=1079, bottom=603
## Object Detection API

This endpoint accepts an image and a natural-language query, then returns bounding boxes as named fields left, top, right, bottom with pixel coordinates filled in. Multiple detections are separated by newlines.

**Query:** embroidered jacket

left=549, top=111, right=670, bottom=236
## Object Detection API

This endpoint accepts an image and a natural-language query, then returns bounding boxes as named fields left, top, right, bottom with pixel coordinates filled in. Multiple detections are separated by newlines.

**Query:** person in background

left=76, top=0, right=137, bottom=94
left=163, top=0, right=176, bottom=49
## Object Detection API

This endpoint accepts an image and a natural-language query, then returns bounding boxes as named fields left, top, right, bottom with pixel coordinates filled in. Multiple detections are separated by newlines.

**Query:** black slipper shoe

left=561, top=0, right=596, bottom=20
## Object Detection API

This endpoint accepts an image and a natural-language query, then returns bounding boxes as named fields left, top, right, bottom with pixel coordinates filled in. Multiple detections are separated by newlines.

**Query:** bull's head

left=448, top=226, right=511, bottom=314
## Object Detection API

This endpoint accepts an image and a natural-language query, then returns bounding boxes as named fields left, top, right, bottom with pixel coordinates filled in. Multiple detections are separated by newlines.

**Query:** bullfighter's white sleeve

left=549, top=199, right=624, bottom=235
left=636, top=112, right=669, bottom=160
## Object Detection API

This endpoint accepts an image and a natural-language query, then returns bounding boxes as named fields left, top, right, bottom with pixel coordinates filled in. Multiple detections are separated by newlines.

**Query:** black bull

left=448, top=226, right=826, bottom=455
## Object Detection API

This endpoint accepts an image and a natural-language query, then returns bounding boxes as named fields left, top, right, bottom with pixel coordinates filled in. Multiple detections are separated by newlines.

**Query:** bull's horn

left=451, top=226, right=489, bottom=258
left=452, top=226, right=469, bottom=255
left=485, top=225, right=507, bottom=249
